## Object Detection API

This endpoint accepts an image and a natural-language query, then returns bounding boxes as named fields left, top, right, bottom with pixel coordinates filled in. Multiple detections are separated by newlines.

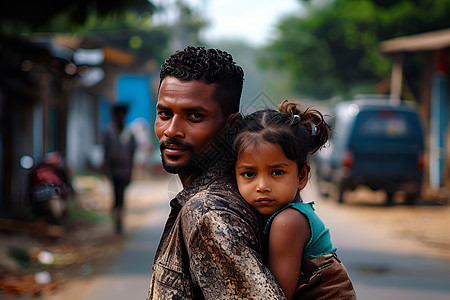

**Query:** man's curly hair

left=160, top=46, right=244, bottom=116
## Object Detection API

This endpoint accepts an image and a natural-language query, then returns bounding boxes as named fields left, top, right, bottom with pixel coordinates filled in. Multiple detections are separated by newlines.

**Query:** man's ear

left=222, top=112, right=242, bottom=147
left=298, top=164, right=310, bottom=191
left=226, top=112, right=242, bottom=126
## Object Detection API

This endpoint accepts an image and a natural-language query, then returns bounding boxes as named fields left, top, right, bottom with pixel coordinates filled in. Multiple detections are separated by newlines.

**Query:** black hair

left=111, top=103, right=128, bottom=115
left=232, top=100, right=331, bottom=172
left=160, top=45, right=244, bottom=116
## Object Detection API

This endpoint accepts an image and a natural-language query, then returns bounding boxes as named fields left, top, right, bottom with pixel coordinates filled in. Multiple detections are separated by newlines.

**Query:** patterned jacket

left=147, top=164, right=286, bottom=299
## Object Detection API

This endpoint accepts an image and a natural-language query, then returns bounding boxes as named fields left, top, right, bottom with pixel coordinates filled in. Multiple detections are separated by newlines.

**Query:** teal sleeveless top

left=264, top=202, right=337, bottom=259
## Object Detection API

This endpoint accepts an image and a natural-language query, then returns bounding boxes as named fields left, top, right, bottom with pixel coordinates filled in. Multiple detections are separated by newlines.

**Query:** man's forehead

left=156, top=100, right=209, bottom=113
left=157, top=77, right=221, bottom=113
left=159, top=76, right=214, bottom=91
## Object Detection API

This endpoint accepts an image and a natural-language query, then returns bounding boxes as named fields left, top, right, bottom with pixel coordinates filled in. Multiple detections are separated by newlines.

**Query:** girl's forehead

left=239, top=141, right=284, bottom=158
left=236, top=141, right=299, bottom=170
left=237, top=129, right=281, bottom=151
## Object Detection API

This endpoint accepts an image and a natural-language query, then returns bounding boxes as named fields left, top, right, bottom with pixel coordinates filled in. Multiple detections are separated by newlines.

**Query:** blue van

left=315, top=99, right=425, bottom=205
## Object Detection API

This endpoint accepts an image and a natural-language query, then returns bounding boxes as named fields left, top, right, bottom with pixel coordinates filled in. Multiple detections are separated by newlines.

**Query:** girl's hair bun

left=278, top=99, right=302, bottom=116
left=278, top=99, right=331, bottom=154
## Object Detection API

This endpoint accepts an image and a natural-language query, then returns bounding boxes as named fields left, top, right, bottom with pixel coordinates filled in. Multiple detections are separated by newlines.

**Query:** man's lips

left=160, top=139, right=193, bottom=156
left=162, top=145, right=187, bottom=155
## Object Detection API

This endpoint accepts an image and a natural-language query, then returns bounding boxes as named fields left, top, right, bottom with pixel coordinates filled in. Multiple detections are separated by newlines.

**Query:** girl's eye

left=242, top=171, right=256, bottom=178
left=272, top=170, right=285, bottom=176
left=188, top=113, right=205, bottom=122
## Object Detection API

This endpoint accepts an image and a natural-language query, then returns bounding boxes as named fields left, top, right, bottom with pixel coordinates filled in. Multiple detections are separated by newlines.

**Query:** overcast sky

left=154, top=0, right=303, bottom=46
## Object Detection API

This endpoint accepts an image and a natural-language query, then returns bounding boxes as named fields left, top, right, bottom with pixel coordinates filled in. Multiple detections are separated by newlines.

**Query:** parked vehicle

left=22, top=152, right=74, bottom=224
left=315, top=99, right=425, bottom=205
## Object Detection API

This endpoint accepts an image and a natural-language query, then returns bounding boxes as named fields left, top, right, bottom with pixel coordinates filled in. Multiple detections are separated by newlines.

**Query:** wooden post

left=40, top=73, right=50, bottom=154
left=390, top=53, right=403, bottom=105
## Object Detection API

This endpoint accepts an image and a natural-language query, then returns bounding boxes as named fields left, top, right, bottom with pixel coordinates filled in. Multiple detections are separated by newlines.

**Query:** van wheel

left=405, top=193, right=419, bottom=205
left=385, top=190, right=395, bottom=206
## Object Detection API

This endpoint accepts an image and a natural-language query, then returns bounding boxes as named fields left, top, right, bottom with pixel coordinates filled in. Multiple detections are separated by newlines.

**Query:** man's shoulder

left=182, top=175, right=256, bottom=220
left=180, top=175, right=261, bottom=246
left=189, top=177, right=241, bottom=207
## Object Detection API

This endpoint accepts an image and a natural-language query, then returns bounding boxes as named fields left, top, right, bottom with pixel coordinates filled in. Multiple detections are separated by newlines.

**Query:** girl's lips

left=255, top=198, right=274, bottom=205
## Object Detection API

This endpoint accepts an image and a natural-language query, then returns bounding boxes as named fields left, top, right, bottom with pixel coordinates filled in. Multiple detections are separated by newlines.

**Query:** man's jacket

left=147, top=164, right=286, bottom=299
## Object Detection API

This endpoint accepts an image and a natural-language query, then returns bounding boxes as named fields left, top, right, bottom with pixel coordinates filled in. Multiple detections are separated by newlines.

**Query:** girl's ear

left=298, top=164, right=310, bottom=191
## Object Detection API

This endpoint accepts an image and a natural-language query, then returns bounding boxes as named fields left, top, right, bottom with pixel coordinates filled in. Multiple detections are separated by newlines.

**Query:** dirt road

left=3, top=172, right=448, bottom=300
left=304, top=180, right=450, bottom=299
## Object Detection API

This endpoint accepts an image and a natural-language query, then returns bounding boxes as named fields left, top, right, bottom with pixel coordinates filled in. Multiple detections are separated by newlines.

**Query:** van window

left=353, top=111, right=416, bottom=140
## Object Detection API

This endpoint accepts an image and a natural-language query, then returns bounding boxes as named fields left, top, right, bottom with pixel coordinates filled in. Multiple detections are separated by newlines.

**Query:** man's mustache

left=160, top=138, right=194, bottom=152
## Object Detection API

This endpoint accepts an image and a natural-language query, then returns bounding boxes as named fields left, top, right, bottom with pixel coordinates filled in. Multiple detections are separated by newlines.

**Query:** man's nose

left=164, top=116, right=185, bottom=139
left=256, top=177, right=272, bottom=193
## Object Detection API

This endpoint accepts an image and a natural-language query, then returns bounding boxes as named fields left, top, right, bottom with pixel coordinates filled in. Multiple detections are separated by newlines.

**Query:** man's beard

left=161, top=153, right=204, bottom=175
left=160, top=138, right=204, bottom=175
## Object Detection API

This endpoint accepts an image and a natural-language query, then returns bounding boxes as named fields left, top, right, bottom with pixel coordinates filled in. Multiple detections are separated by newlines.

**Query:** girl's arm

left=268, top=208, right=311, bottom=300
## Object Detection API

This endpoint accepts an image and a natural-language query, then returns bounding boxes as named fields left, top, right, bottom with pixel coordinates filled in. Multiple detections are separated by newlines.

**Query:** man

left=102, top=103, right=136, bottom=235
left=147, top=46, right=286, bottom=299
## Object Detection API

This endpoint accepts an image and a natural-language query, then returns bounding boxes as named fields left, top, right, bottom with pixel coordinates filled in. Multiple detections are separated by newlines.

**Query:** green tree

left=0, top=1, right=175, bottom=63
left=74, top=12, right=171, bottom=63
left=170, top=0, right=209, bottom=51
left=74, top=0, right=208, bottom=63
left=262, top=0, right=450, bottom=100
left=0, top=0, right=155, bottom=34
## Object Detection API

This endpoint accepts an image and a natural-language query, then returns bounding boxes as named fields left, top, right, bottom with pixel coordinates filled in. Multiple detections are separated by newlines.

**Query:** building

left=0, top=34, right=159, bottom=219
left=379, top=28, right=450, bottom=200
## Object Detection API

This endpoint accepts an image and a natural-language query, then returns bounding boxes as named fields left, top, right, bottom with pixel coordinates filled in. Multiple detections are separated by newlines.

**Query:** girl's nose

left=164, top=117, right=185, bottom=139
left=256, top=178, right=272, bottom=193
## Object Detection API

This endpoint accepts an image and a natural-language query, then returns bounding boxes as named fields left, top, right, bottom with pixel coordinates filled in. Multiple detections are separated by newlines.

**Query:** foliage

left=0, top=0, right=154, bottom=34
left=171, top=0, right=209, bottom=49
left=262, top=0, right=450, bottom=100
left=77, top=0, right=209, bottom=63
left=77, top=12, right=171, bottom=63
left=0, top=1, right=174, bottom=63
left=0, top=0, right=208, bottom=64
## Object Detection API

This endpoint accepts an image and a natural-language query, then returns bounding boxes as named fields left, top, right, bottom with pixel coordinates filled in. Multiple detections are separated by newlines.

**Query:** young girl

left=233, top=100, right=357, bottom=300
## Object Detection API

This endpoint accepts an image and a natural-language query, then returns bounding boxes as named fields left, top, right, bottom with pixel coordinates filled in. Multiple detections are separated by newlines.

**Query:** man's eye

left=242, top=172, right=256, bottom=178
left=158, top=111, right=172, bottom=119
left=188, top=113, right=205, bottom=121
left=272, top=170, right=285, bottom=176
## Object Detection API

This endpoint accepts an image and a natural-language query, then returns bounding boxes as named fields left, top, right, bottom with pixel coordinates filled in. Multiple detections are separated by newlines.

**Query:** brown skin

left=155, top=77, right=227, bottom=187
left=235, top=142, right=308, bottom=216
left=268, top=165, right=310, bottom=300
left=269, top=208, right=311, bottom=300
left=235, top=141, right=311, bottom=300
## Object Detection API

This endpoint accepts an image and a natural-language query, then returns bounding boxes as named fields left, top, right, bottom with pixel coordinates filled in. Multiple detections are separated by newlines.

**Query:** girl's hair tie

left=310, top=121, right=318, bottom=135
left=290, top=114, right=301, bottom=126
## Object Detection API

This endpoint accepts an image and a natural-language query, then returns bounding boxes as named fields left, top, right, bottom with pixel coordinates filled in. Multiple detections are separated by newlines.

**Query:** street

left=43, top=175, right=174, bottom=300
left=305, top=179, right=450, bottom=300
left=46, top=174, right=450, bottom=300
left=2, top=1, right=450, bottom=300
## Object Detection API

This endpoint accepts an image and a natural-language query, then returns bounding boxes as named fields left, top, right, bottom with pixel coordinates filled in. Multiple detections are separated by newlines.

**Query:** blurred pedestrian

left=102, top=103, right=136, bottom=235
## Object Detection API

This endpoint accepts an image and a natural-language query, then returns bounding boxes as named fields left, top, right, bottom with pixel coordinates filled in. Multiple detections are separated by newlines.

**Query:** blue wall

left=116, top=74, right=156, bottom=125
